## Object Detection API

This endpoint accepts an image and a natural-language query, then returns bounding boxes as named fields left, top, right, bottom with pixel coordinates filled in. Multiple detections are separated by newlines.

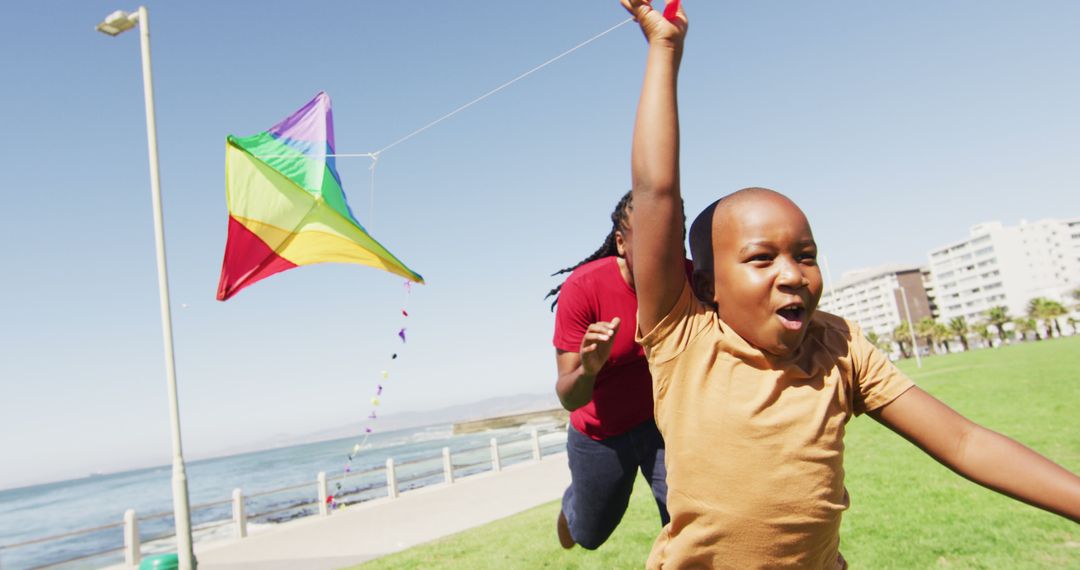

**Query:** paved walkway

left=195, top=453, right=569, bottom=570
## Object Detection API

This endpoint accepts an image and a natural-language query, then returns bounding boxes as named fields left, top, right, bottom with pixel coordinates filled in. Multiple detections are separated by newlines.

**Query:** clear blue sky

left=2, top=1, right=1078, bottom=489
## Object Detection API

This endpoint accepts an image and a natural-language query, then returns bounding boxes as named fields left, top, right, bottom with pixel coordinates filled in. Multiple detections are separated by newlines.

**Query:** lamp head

left=96, top=10, right=137, bottom=36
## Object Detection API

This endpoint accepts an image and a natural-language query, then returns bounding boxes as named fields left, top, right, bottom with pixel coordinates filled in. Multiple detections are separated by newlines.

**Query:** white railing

left=0, top=427, right=567, bottom=570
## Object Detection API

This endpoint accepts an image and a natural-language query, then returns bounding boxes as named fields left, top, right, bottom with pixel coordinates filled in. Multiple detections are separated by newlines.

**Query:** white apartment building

left=1069, top=218, right=1080, bottom=280
left=928, top=218, right=1080, bottom=323
left=818, top=265, right=932, bottom=337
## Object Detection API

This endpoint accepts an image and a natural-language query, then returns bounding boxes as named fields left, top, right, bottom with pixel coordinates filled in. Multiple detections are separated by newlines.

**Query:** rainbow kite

left=217, top=92, right=423, bottom=300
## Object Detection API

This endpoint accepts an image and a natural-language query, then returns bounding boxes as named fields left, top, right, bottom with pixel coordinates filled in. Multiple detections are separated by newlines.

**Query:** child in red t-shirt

left=546, top=191, right=670, bottom=549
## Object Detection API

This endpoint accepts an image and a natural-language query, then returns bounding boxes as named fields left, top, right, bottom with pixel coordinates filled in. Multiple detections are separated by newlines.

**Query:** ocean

left=0, top=423, right=568, bottom=570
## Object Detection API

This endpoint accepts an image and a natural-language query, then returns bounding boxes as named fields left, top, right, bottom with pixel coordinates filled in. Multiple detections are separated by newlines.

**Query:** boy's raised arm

left=871, top=386, right=1080, bottom=523
left=622, top=0, right=689, bottom=335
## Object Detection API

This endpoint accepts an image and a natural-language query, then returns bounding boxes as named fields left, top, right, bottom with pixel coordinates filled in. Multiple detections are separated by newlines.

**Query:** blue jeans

left=562, top=419, right=669, bottom=550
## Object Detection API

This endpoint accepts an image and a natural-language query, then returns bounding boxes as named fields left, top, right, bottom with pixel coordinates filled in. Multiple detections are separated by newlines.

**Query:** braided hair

left=545, top=191, right=633, bottom=311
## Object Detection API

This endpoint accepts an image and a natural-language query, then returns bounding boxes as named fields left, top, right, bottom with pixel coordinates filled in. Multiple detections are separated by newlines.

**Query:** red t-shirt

left=553, top=256, right=653, bottom=440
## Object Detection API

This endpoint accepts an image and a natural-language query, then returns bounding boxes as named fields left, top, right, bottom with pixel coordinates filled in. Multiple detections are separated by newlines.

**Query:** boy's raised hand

left=621, top=0, right=688, bottom=46
left=579, top=317, right=621, bottom=377
left=624, top=0, right=688, bottom=336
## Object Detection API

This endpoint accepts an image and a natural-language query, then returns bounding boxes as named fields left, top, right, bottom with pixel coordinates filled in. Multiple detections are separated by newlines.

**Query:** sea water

left=0, top=424, right=567, bottom=569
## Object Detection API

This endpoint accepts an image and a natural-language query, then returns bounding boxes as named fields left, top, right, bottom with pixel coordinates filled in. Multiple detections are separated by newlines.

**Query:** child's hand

left=621, top=0, right=688, bottom=47
left=579, top=317, right=621, bottom=377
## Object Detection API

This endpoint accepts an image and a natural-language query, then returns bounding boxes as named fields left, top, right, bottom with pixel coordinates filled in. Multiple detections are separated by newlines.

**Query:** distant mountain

left=203, top=392, right=562, bottom=458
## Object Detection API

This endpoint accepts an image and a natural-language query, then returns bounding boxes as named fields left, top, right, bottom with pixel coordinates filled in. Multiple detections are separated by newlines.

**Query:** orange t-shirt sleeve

left=849, top=323, right=916, bottom=415
left=637, top=279, right=701, bottom=363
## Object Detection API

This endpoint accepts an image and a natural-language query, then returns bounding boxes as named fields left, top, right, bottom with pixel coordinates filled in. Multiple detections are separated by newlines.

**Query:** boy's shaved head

left=690, top=187, right=794, bottom=252
left=688, top=199, right=720, bottom=279
left=690, top=188, right=802, bottom=256
left=713, top=188, right=808, bottom=232
left=689, top=188, right=795, bottom=301
left=689, top=187, right=823, bottom=356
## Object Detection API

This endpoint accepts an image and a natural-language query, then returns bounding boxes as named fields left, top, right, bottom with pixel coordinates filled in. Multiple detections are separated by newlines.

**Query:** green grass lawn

left=355, top=336, right=1080, bottom=569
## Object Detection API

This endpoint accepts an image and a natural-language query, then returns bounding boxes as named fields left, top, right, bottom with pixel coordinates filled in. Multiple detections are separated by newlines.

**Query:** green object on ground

left=354, top=336, right=1080, bottom=569
left=139, top=553, right=193, bottom=570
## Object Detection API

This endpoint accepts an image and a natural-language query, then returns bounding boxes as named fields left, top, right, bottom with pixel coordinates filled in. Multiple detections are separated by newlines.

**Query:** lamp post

left=896, top=286, right=922, bottom=369
left=820, top=253, right=836, bottom=297
left=96, top=8, right=195, bottom=569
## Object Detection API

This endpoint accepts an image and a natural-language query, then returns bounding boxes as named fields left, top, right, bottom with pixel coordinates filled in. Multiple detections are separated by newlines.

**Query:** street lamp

left=96, top=7, right=195, bottom=570
left=896, top=286, right=922, bottom=369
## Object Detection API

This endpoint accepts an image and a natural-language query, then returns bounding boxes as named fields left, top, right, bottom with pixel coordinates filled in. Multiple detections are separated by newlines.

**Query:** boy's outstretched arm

left=870, top=386, right=1080, bottom=522
left=622, top=0, right=689, bottom=335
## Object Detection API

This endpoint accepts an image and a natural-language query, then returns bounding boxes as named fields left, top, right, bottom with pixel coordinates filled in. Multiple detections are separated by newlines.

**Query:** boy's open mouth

left=776, top=304, right=806, bottom=331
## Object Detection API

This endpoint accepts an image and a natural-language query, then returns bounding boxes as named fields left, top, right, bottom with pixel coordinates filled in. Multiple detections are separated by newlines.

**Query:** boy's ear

left=615, top=231, right=626, bottom=257
left=691, top=269, right=715, bottom=305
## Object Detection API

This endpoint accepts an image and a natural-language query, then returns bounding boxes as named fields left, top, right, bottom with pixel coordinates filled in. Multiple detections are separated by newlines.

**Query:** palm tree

left=865, top=331, right=892, bottom=354
left=986, top=306, right=1011, bottom=342
left=1014, top=317, right=1037, bottom=342
left=1043, top=299, right=1067, bottom=337
left=975, top=323, right=995, bottom=348
left=880, top=333, right=897, bottom=354
left=933, top=322, right=951, bottom=353
left=1027, top=298, right=1053, bottom=339
left=892, top=322, right=912, bottom=359
left=948, top=316, right=970, bottom=351
left=1027, top=297, right=1066, bottom=339
left=916, top=317, right=939, bottom=354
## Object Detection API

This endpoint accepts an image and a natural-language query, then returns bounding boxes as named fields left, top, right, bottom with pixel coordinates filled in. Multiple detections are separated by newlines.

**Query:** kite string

left=254, top=17, right=633, bottom=227
left=261, top=16, right=634, bottom=163
left=357, top=16, right=632, bottom=226
left=371, top=16, right=634, bottom=156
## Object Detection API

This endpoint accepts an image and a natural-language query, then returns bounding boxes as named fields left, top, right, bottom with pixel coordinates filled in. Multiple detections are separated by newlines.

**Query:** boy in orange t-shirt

left=619, top=1, right=1080, bottom=568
